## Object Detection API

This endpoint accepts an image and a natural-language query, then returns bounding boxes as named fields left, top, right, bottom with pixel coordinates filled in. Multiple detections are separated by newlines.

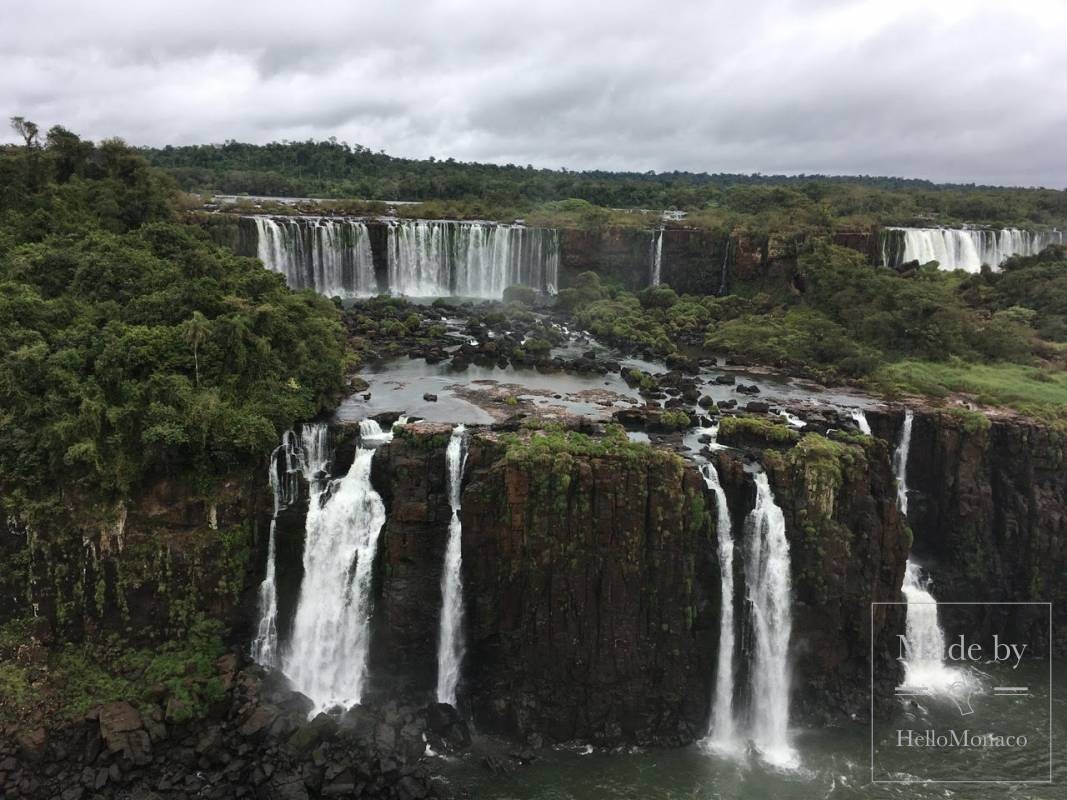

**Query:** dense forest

left=0, top=121, right=346, bottom=525
left=143, top=139, right=1067, bottom=229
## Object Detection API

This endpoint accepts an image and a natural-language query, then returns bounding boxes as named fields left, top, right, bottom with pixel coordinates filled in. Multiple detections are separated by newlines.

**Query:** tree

left=10, top=116, right=39, bottom=148
left=181, top=311, right=211, bottom=387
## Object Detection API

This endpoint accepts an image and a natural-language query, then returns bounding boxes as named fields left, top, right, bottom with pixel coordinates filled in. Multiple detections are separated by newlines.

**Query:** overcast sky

left=3, top=0, right=1066, bottom=187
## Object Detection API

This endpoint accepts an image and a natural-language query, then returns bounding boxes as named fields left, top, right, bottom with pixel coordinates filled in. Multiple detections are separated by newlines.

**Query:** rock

left=745, top=401, right=770, bottom=413
left=735, top=383, right=760, bottom=395
left=482, top=755, right=516, bottom=776
left=422, top=393, right=438, bottom=402
left=15, top=727, right=46, bottom=763
left=713, top=374, right=735, bottom=385
left=697, top=395, right=716, bottom=409
left=266, top=771, right=309, bottom=800
left=396, top=774, right=430, bottom=799
left=321, top=769, right=356, bottom=796
left=96, top=701, right=151, bottom=764
left=287, top=713, right=338, bottom=755
left=238, top=705, right=279, bottom=740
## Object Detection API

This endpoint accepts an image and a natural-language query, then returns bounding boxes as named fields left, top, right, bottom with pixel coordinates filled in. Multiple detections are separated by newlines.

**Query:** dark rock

left=422, top=393, right=438, bottom=402
left=713, top=374, right=735, bottom=385
left=745, top=401, right=770, bottom=413
left=735, top=383, right=760, bottom=395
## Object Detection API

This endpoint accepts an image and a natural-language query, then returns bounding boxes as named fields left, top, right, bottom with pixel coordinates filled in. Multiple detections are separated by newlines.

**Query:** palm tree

left=181, top=311, right=211, bottom=387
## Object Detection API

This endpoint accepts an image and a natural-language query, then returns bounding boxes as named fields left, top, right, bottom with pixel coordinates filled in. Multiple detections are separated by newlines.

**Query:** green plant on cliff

left=718, top=415, right=801, bottom=446
left=0, top=123, right=346, bottom=523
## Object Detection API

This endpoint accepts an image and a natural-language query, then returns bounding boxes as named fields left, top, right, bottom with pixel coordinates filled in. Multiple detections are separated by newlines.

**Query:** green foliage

left=872, top=360, right=1067, bottom=421
left=141, top=139, right=1067, bottom=230
left=718, top=416, right=801, bottom=446
left=659, top=410, right=691, bottom=430
left=502, top=284, right=537, bottom=306
left=0, top=128, right=346, bottom=523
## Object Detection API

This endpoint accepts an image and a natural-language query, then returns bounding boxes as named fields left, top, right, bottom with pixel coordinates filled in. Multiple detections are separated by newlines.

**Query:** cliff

left=363, top=424, right=910, bottom=744
left=870, top=407, right=1067, bottom=655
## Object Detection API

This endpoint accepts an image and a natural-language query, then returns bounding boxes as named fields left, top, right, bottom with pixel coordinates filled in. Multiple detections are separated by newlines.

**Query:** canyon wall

left=361, top=425, right=909, bottom=745
left=869, top=408, right=1067, bottom=656
left=0, top=473, right=269, bottom=645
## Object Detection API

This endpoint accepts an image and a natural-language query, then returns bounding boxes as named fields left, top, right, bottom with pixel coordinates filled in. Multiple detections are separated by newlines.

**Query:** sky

left=3, top=0, right=1066, bottom=187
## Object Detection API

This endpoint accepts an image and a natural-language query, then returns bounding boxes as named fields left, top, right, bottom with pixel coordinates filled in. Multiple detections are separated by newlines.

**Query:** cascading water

left=436, top=425, right=469, bottom=706
left=251, top=424, right=331, bottom=667
left=387, top=220, right=559, bottom=298
left=883, top=227, right=1062, bottom=273
left=899, top=561, right=961, bottom=695
left=892, top=409, right=914, bottom=515
left=699, top=457, right=739, bottom=753
left=253, top=216, right=377, bottom=296
left=649, top=227, right=664, bottom=287
left=744, top=472, right=796, bottom=768
left=850, top=409, right=872, bottom=435
left=283, top=423, right=392, bottom=714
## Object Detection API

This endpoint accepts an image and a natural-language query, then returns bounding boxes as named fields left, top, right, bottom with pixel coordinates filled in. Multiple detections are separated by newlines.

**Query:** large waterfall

left=283, top=424, right=392, bottom=714
left=436, top=425, right=469, bottom=706
left=249, top=216, right=560, bottom=299
left=883, top=227, right=1062, bottom=272
left=699, top=459, right=739, bottom=753
left=649, top=228, right=664, bottom=287
left=252, top=424, right=331, bottom=667
left=744, top=472, right=796, bottom=768
left=892, top=409, right=914, bottom=515
left=254, top=216, right=377, bottom=296
left=387, top=220, right=559, bottom=298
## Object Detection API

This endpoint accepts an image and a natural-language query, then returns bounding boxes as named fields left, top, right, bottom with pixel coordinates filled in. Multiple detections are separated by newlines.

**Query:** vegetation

left=144, top=139, right=1067, bottom=231
left=0, top=122, right=346, bottom=524
left=0, top=616, right=226, bottom=725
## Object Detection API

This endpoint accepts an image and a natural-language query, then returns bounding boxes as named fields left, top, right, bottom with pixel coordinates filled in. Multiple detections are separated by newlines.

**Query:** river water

left=437, top=662, right=1063, bottom=798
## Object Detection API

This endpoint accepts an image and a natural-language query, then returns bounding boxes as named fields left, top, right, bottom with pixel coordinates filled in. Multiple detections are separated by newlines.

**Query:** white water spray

left=699, top=456, right=739, bottom=752
left=436, top=425, right=469, bottom=706
left=283, top=423, right=393, bottom=714
left=744, top=472, right=796, bottom=768
left=899, top=561, right=962, bottom=695
left=892, top=410, right=914, bottom=515
left=884, top=227, right=1062, bottom=273
left=850, top=409, right=872, bottom=436
left=386, top=220, right=559, bottom=298
left=649, top=228, right=664, bottom=286
left=252, top=424, right=331, bottom=667
left=253, top=216, right=376, bottom=296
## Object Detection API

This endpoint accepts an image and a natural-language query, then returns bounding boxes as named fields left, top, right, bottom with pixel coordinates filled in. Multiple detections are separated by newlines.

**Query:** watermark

left=870, top=601, right=1052, bottom=784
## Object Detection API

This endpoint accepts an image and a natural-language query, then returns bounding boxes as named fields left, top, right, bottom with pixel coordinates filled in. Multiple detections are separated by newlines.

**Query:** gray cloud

left=2, top=0, right=1066, bottom=186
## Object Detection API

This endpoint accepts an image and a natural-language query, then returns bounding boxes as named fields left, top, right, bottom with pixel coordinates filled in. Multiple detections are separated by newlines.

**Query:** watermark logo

left=871, top=601, right=1052, bottom=784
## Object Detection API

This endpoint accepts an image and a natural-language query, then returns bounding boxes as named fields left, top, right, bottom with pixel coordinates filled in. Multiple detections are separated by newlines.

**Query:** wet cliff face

left=459, top=438, right=718, bottom=747
left=871, top=408, right=1067, bottom=656
left=714, top=430, right=909, bottom=724
left=0, top=474, right=269, bottom=645
left=362, top=425, right=910, bottom=745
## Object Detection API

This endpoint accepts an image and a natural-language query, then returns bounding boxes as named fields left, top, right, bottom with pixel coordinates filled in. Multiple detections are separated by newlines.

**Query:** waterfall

left=892, top=409, right=914, bottom=515
left=649, top=228, right=664, bottom=287
left=883, top=227, right=1062, bottom=272
left=386, top=220, right=559, bottom=298
left=253, top=216, right=376, bottom=296
left=436, top=425, right=469, bottom=706
left=850, top=409, right=872, bottom=435
left=251, top=424, right=331, bottom=667
left=699, top=458, right=739, bottom=753
left=899, top=561, right=961, bottom=695
left=744, top=472, right=796, bottom=768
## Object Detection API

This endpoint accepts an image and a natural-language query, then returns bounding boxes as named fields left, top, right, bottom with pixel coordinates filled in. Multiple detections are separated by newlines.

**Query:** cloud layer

left=3, top=0, right=1066, bottom=186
